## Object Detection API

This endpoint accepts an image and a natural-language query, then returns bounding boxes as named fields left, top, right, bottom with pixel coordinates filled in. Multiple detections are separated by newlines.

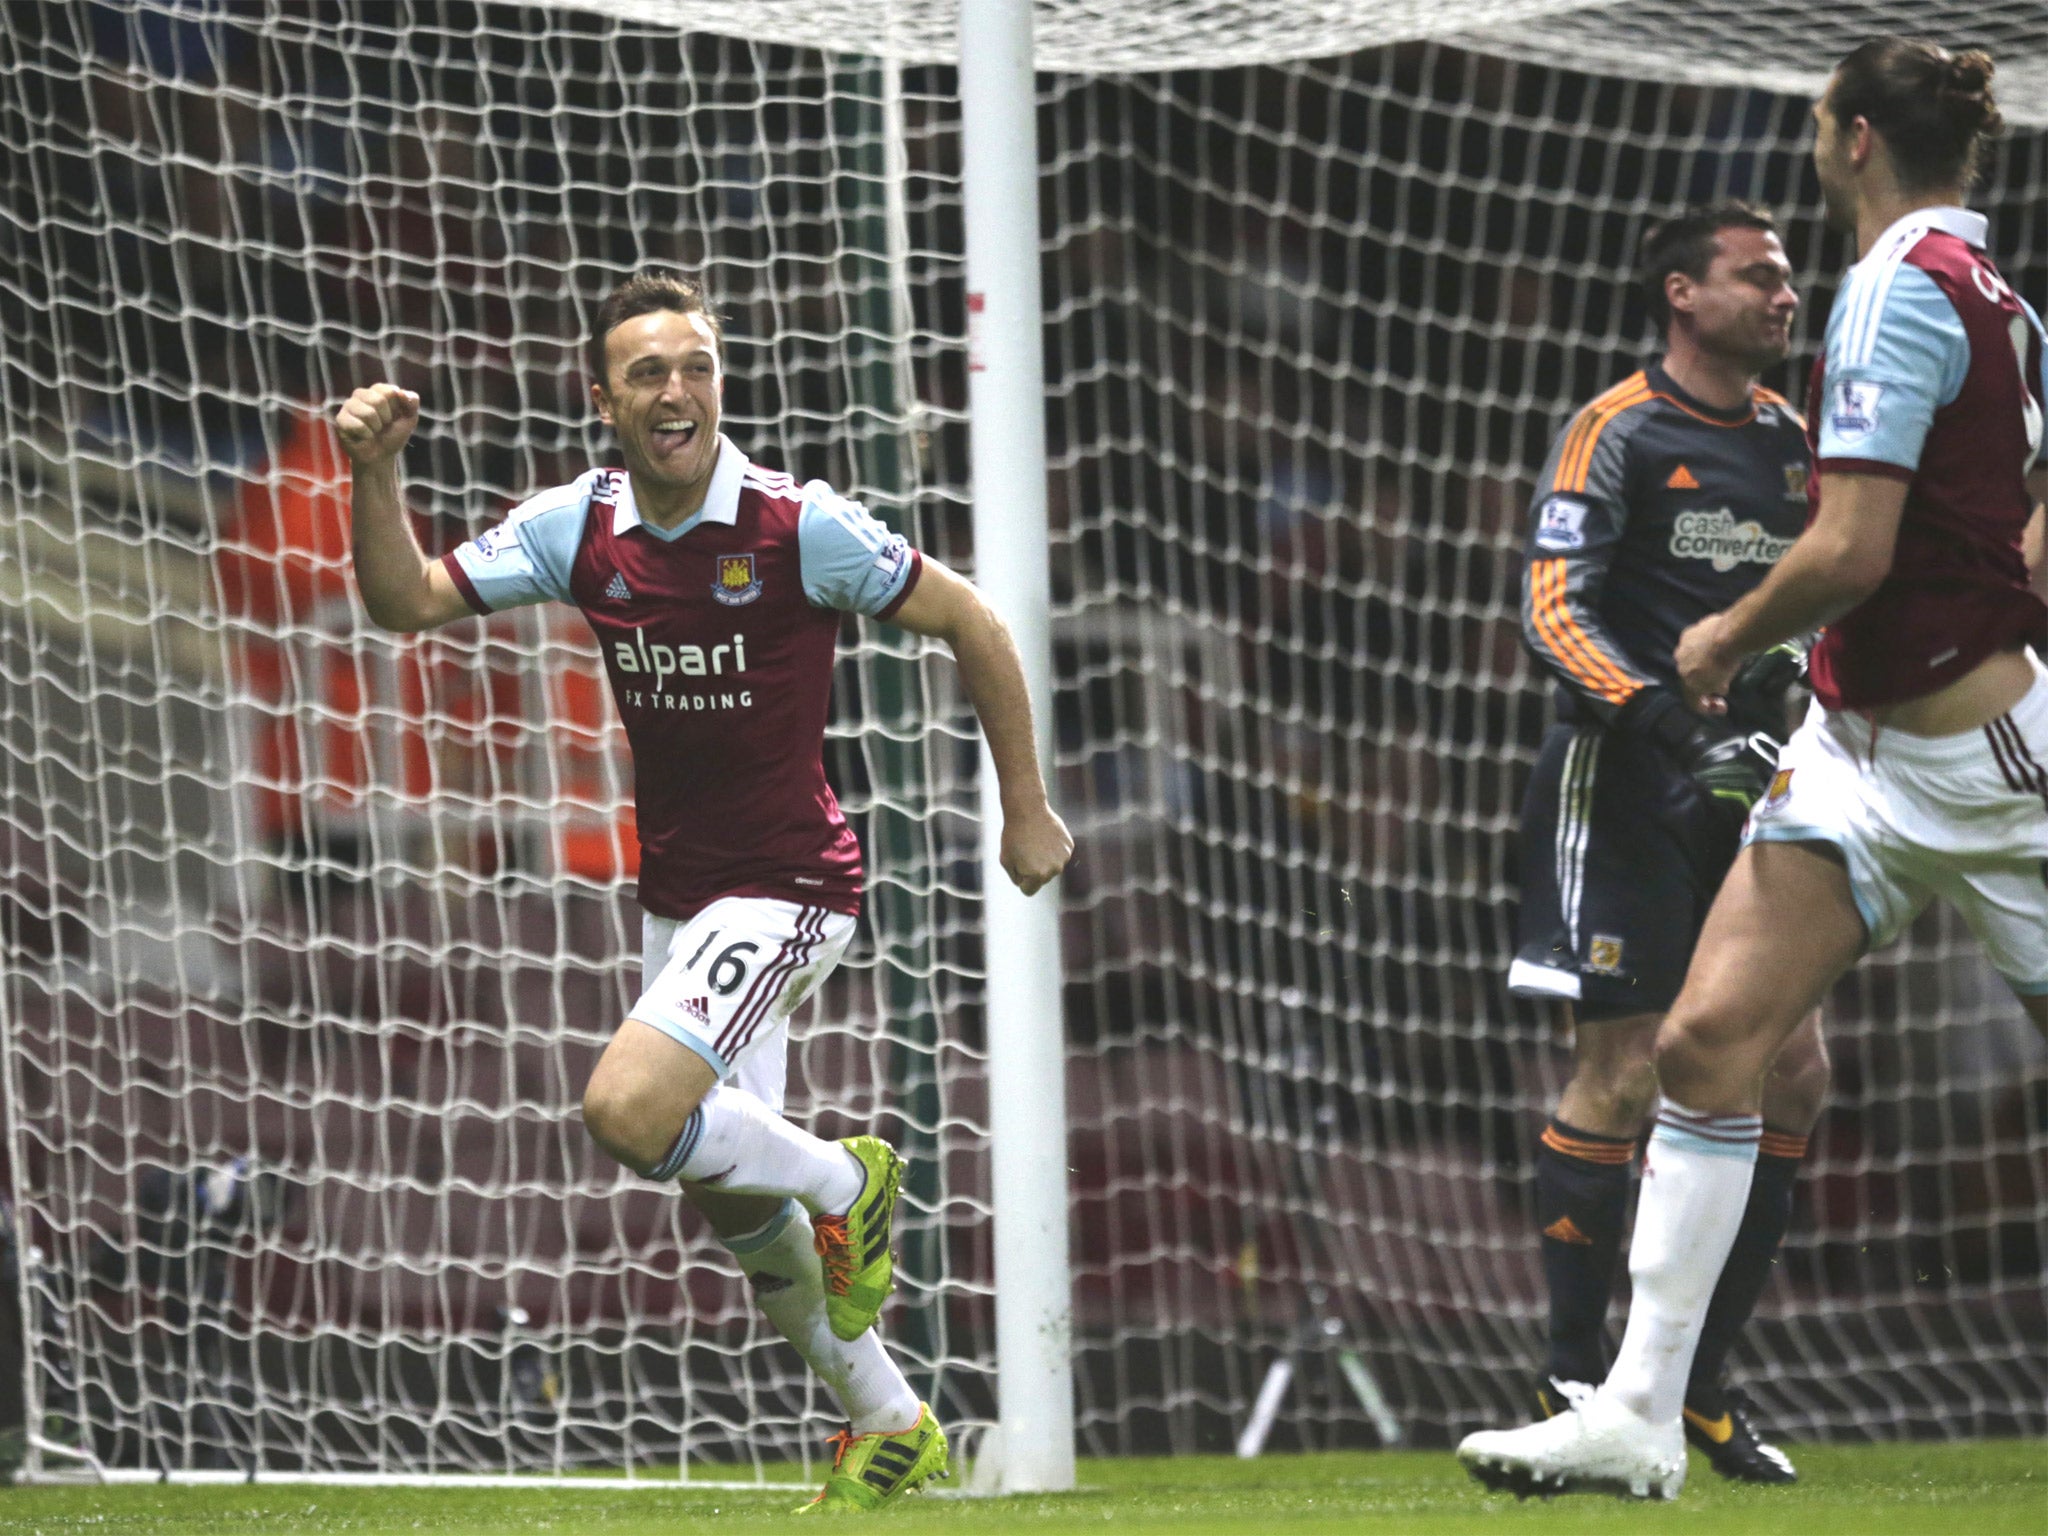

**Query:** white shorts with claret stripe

left=1745, top=654, right=2048, bottom=996
left=633, top=897, right=858, bottom=1112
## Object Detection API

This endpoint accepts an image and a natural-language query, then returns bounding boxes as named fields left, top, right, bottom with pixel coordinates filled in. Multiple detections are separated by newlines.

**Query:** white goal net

left=1, top=0, right=2042, bottom=1479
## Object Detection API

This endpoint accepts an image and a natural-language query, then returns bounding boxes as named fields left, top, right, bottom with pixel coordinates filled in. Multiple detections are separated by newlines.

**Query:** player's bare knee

left=1761, top=1018, right=1831, bottom=1132
left=581, top=1018, right=721, bottom=1172
left=1651, top=1002, right=1760, bottom=1109
left=1761, top=1055, right=1829, bottom=1134
left=1566, top=1054, right=1658, bottom=1129
left=578, top=1074, right=636, bottom=1166
left=582, top=1063, right=684, bottom=1172
left=1564, top=1014, right=1661, bottom=1128
left=1606, top=1062, right=1661, bottom=1128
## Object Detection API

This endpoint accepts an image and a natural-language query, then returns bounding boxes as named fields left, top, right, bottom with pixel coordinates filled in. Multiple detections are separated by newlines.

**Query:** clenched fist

left=1675, top=611, right=1740, bottom=716
left=334, top=384, right=421, bottom=467
left=1000, top=803, right=1074, bottom=897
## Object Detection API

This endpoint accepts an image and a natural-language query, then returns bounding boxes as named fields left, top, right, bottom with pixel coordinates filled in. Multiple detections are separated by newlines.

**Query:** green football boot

left=794, top=1403, right=950, bottom=1514
left=813, top=1135, right=904, bottom=1342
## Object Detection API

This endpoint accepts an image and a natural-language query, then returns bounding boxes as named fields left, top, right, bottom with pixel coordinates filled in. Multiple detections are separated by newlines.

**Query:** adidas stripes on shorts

left=632, top=896, right=858, bottom=1113
left=1746, top=652, right=2048, bottom=996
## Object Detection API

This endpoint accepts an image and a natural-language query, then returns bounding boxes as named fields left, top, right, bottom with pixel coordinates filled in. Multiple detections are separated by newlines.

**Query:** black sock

left=1686, top=1132, right=1805, bottom=1417
left=1534, top=1118, right=1636, bottom=1386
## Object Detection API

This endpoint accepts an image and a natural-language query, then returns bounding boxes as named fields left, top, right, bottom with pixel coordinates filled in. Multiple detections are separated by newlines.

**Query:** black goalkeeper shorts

left=1509, top=722, right=1743, bottom=1023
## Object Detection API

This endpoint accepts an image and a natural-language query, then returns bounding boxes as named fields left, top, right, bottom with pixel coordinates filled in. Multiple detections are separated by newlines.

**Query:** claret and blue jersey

left=442, top=434, right=923, bottom=921
left=1806, top=205, right=2048, bottom=710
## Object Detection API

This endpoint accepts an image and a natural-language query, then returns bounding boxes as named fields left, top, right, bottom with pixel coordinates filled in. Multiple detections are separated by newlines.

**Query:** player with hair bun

left=1463, top=38, right=2048, bottom=1501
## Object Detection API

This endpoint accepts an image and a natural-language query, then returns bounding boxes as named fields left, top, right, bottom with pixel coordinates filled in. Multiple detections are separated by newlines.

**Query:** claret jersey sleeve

left=1520, top=386, right=1661, bottom=723
left=795, top=481, right=924, bottom=618
left=442, top=473, right=593, bottom=614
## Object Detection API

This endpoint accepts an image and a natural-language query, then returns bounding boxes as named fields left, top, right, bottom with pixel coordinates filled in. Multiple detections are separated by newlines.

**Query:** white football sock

left=724, top=1200, right=921, bottom=1436
left=1602, top=1099, right=1760, bottom=1425
left=650, top=1086, right=864, bottom=1215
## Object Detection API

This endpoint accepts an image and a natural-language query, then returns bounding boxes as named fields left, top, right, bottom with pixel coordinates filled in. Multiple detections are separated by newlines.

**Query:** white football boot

left=1458, top=1391, right=1686, bottom=1501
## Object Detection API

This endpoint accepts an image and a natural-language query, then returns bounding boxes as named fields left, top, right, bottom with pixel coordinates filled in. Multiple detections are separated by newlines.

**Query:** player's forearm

left=1715, top=470, right=1903, bottom=661
left=948, top=601, right=1052, bottom=814
left=349, top=461, right=441, bottom=631
left=1716, top=526, right=1882, bottom=658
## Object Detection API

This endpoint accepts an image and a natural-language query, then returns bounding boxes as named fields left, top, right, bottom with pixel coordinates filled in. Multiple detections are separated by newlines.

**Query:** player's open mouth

left=650, top=419, right=700, bottom=454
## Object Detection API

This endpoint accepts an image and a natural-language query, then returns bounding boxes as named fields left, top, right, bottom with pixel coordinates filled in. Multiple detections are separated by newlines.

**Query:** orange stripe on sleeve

left=1529, top=558, right=1639, bottom=705
left=1558, top=380, right=1652, bottom=493
left=1549, top=374, right=1646, bottom=492
left=1571, top=383, right=1653, bottom=489
left=1759, top=1131, right=1809, bottom=1161
left=1551, top=580, right=1644, bottom=702
left=1550, top=416, right=1598, bottom=493
left=1529, top=560, right=1617, bottom=700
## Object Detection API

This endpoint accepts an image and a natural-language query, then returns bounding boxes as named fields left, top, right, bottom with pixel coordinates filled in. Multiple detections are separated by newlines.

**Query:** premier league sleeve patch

left=1827, top=380, right=1883, bottom=443
left=873, top=533, right=910, bottom=578
left=1534, top=494, right=1589, bottom=552
left=712, top=552, right=763, bottom=606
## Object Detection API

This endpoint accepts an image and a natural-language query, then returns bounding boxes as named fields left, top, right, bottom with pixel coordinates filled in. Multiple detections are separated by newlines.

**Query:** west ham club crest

left=713, top=553, right=762, bottom=606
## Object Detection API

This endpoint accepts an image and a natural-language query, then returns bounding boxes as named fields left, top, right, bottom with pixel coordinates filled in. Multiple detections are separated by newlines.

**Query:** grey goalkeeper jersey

left=1520, top=361, right=1811, bottom=727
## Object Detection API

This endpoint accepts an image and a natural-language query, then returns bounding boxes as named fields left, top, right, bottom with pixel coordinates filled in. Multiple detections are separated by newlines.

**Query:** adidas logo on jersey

left=604, top=572, right=632, bottom=601
left=1666, top=464, right=1700, bottom=489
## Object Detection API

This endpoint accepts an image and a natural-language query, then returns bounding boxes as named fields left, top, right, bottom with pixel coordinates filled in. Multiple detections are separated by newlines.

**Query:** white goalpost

left=1, top=0, right=2044, bottom=1489
left=956, top=0, right=1078, bottom=1497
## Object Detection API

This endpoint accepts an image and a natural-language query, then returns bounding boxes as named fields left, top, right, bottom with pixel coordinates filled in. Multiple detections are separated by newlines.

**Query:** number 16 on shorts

left=635, top=897, right=858, bottom=1080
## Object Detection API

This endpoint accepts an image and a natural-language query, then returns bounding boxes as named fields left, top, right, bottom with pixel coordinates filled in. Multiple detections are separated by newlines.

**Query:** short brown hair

left=1638, top=202, right=1779, bottom=331
left=1828, top=38, right=2003, bottom=192
left=587, top=267, right=724, bottom=385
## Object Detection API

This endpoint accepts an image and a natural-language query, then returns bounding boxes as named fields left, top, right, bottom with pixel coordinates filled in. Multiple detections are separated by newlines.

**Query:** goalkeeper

left=1506, top=203, right=1823, bottom=1484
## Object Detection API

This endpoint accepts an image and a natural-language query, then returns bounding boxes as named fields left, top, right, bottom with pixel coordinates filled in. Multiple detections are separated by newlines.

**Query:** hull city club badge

left=712, top=552, right=763, bottom=606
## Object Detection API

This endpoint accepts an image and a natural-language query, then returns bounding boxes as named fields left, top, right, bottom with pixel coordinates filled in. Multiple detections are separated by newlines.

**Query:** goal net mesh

left=0, top=0, right=2041, bottom=1476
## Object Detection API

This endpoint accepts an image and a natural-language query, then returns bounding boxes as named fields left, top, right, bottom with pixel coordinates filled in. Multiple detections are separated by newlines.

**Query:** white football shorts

left=1745, top=653, right=2048, bottom=996
left=632, top=896, right=858, bottom=1112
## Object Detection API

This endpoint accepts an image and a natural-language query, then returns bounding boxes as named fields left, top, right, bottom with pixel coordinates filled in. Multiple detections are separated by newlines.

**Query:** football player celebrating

left=1463, top=39, right=2046, bottom=1501
left=337, top=269, right=1073, bottom=1513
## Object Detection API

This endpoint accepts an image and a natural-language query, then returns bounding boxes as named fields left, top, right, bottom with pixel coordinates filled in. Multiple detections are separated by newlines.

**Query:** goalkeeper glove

left=1618, top=688, right=1779, bottom=823
left=1725, top=638, right=1808, bottom=742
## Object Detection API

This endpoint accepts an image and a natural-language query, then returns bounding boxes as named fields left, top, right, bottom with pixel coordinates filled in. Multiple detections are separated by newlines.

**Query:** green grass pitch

left=2, top=1443, right=2041, bottom=1535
